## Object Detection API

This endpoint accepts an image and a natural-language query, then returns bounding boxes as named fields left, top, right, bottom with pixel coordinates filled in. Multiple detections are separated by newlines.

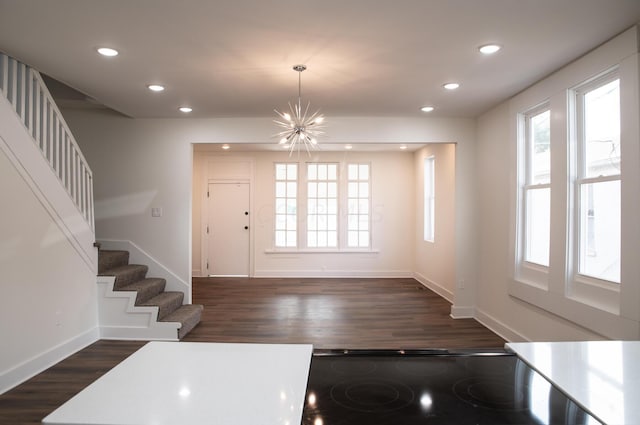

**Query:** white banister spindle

left=18, top=63, right=26, bottom=124
left=1, top=53, right=94, bottom=232
left=88, top=175, right=94, bottom=229
left=26, top=68, right=34, bottom=133
left=34, top=80, right=41, bottom=143
left=0, top=55, right=7, bottom=96
left=43, top=98, right=49, bottom=157
left=9, top=59, right=17, bottom=110
left=48, top=100, right=54, bottom=165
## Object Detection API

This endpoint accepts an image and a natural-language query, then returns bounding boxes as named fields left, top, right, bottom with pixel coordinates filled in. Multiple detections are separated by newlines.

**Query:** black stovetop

left=302, top=349, right=600, bottom=425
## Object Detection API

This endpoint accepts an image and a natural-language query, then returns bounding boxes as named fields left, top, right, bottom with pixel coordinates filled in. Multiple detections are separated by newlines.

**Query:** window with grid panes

left=274, top=163, right=297, bottom=247
left=347, top=163, right=370, bottom=248
left=307, top=163, right=338, bottom=248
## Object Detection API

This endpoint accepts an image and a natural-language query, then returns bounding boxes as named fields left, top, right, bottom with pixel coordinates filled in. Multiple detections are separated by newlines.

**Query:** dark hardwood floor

left=0, top=277, right=504, bottom=424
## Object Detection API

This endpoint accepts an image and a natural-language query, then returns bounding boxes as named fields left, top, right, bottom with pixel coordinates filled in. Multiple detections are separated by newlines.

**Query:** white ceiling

left=1, top=0, right=639, bottom=119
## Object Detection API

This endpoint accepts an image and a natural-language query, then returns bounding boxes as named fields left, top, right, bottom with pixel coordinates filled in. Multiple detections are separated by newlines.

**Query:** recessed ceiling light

left=222, top=144, right=230, bottom=150
left=147, top=84, right=165, bottom=92
left=179, top=106, right=193, bottom=113
left=420, top=106, right=435, bottom=112
left=97, top=47, right=119, bottom=57
left=400, top=145, right=408, bottom=150
left=479, top=44, right=501, bottom=55
left=443, top=83, right=460, bottom=90
left=345, top=145, right=353, bottom=150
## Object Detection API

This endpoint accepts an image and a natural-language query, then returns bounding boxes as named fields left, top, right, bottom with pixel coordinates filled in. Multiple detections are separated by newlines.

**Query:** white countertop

left=43, top=341, right=313, bottom=425
left=506, top=340, right=640, bottom=425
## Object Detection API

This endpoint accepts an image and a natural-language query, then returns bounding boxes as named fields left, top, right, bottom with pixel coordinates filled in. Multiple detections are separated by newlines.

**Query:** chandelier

left=274, top=64, right=325, bottom=154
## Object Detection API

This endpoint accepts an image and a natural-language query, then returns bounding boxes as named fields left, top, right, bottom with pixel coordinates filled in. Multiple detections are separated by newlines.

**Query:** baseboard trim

left=450, top=305, right=475, bottom=319
left=474, top=309, right=529, bottom=342
left=99, top=326, right=179, bottom=342
left=0, top=327, right=99, bottom=395
left=412, top=272, right=454, bottom=303
left=253, top=270, right=414, bottom=278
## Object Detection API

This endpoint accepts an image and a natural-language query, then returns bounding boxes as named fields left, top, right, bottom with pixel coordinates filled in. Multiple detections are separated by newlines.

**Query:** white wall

left=475, top=102, right=603, bottom=341
left=193, top=149, right=416, bottom=277
left=65, top=111, right=477, bottom=314
left=413, top=144, right=456, bottom=301
left=0, top=145, right=98, bottom=393
left=474, top=27, right=640, bottom=341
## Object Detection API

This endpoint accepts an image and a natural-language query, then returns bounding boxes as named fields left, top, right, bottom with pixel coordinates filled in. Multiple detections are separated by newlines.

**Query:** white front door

left=207, top=182, right=250, bottom=276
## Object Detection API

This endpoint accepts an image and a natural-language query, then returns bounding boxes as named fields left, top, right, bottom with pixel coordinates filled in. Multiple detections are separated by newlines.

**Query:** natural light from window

left=524, top=108, right=550, bottom=266
left=275, top=163, right=298, bottom=247
left=424, top=156, right=435, bottom=242
left=576, top=77, right=620, bottom=283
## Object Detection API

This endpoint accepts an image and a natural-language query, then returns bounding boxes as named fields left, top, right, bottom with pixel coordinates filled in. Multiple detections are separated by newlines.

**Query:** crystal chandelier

left=274, top=64, right=325, bottom=155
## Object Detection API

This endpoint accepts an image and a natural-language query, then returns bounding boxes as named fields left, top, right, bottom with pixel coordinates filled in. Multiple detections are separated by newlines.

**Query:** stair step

left=98, top=250, right=129, bottom=274
left=118, top=278, right=166, bottom=305
left=100, top=264, right=149, bottom=289
left=141, top=291, right=184, bottom=320
left=161, top=304, right=204, bottom=339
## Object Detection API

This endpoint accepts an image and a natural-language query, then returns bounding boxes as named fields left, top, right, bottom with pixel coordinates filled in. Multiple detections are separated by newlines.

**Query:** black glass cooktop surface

left=302, top=350, right=601, bottom=425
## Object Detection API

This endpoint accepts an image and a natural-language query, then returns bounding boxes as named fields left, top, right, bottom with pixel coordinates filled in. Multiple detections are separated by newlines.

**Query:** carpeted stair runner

left=98, top=249, right=203, bottom=339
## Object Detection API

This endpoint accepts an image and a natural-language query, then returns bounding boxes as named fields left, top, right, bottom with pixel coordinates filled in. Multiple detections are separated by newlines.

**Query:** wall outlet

left=151, top=207, right=163, bottom=217
left=458, top=279, right=465, bottom=289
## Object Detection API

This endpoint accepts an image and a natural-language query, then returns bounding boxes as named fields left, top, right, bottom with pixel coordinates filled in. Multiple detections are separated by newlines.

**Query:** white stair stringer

left=97, top=276, right=180, bottom=341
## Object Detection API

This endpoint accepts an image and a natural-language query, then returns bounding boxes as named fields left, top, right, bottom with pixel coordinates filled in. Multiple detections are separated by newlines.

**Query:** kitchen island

left=507, top=340, right=640, bottom=425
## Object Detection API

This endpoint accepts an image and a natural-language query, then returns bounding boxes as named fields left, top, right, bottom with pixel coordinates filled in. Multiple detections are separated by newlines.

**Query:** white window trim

left=567, top=68, right=621, bottom=312
left=515, top=102, right=551, bottom=288
left=507, top=27, right=640, bottom=338
left=271, top=160, right=376, bottom=253
left=274, top=162, right=299, bottom=249
left=346, top=162, right=372, bottom=249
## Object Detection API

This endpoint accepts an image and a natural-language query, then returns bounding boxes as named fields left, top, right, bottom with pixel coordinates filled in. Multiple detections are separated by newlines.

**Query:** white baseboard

left=0, top=327, right=99, bottom=395
left=253, top=270, right=414, bottom=278
left=474, top=308, right=529, bottom=342
left=450, top=305, right=475, bottom=319
left=412, top=272, right=454, bottom=303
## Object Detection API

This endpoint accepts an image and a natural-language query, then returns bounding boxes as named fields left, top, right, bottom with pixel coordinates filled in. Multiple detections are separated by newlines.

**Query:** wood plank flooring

left=185, top=277, right=504, bottom=349
left=0, top=278, right=504, bottom=424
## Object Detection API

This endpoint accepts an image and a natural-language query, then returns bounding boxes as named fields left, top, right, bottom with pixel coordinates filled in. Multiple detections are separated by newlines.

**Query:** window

left=522, top=106, right=551, bottom=267
left=273, top=161, right=373, bottom=251
left=424, top=156, right=435, bottom=242
left=274, top=163, right=297, bottom=247
left=572, top=73, right=620, bottom=283
left=347, top=163, right=370, bottom=248
left=307, top=163, right=338, bottom=248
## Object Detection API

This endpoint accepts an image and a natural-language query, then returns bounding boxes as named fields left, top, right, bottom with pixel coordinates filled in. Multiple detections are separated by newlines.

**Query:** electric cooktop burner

left=302, top=350, right=601, bottom=425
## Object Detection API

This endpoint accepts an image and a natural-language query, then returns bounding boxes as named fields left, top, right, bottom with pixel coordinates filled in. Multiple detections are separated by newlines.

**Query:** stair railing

left=0, top=53, right=94, bottom=231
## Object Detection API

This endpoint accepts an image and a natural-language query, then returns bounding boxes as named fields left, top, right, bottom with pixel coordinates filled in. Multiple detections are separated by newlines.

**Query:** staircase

left=98, top=249, right=203, bottom=340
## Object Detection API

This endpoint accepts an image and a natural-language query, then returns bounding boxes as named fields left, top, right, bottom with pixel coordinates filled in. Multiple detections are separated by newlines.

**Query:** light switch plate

left=151, top=207, right=163, bottom=217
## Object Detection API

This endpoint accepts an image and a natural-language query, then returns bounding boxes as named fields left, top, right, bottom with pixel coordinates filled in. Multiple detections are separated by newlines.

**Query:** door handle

left=244, top=226, right=249, bottom=230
